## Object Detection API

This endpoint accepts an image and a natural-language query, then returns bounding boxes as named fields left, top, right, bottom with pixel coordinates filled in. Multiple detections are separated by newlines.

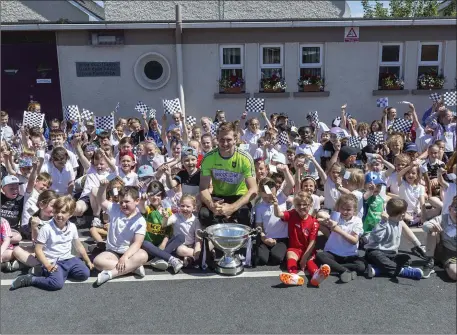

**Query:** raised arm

left=261, top=111, right=273, bottom=129
left=272, top=194, right=285, bottom=219
left=277, top=164, right=295, bottom=196
left=72, top=137, right=90, bottom=172
left=26, top=157, right=44, bottom=193
left=160, top=114, right=169, bottom=145
left=181, top=114, right=189, bottom=145
left=308, top=154, right=327, bottom=183
left=97, top=179, right=111, bottom=212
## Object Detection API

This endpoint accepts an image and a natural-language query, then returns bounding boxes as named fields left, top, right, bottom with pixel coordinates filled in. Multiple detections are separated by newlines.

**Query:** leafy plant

left=261, top=73, right=287, bottom=91
left=218, top=75, right=245, bottom=89
left=380, top=73, right=404, bottom=89
left=417, top=72, right=445, bottom=89
left=298, top=74, right=325, bottom=89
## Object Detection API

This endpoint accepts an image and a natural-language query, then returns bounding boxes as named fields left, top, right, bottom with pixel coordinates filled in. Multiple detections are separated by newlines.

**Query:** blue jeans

left=32, top=257, right=90, bottom=291
left=142, top=235, right=185, bottom=262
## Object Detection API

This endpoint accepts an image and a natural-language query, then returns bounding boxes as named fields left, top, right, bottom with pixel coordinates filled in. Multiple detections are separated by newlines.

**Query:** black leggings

left=257, top=238, right=288, bottom=266
left=316, top=251, right=366, bottom=274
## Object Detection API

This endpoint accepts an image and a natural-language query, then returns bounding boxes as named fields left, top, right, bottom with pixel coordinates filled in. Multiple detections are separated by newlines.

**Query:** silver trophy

left=197, top=224, right=260, bottom=276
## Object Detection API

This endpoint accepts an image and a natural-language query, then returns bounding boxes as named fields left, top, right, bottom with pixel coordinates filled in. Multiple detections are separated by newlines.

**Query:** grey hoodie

left=364, top=219, right=403, bottom=253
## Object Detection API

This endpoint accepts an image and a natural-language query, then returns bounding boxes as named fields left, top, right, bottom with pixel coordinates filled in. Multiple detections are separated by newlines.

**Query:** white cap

left=1, top=175, right=23, bottom=187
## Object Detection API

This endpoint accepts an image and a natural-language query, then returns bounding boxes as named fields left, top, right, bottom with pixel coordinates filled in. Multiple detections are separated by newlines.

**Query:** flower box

left=381, top=85, right=403, bottom=90
left=263, top=88, right=284, bottom=93
left=417, top=73, right=445, bottom=90
left=417, top=85, right=444, bottom=90
left=301, top=84, right=322, bottom=92
left=223, top=87, right=243, bottom=94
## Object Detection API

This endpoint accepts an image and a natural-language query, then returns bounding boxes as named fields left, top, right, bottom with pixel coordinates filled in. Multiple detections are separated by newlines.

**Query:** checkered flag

left=162, top=98, right=182, bottom=115
left=277, top=131, right=289, bottom=146
left=245, top=98, right=265, bottom=113
left=95, top=115, right=115, bottom=130
left=210, top=124, right=218, bottom=137
left=391, top=118, right=413, bottom=133
left=114, top=102, right=120, bottom=114
left=186, top=115, right=197, bottom=127
left=306, top=111, right=319, bottom=125
left=64, top=105, right=80, bottom=121
left=443, top=91, right=456, bottom=106
left=10, top=145, right=22, bottom=156
left=348, top=136, right=362, bottom=148
left=429, top=93, right=441, bottom=103
left=80, top=109, right=94, bottom=121
left=22, top=111, right=44, bottom=128
left=367, top=132, right=384, bottom=146
left=376, top=97, right=389, bottom=108
left=135, top=101, right=149, bottom=115
left=149, top=109, right=156, bottom=119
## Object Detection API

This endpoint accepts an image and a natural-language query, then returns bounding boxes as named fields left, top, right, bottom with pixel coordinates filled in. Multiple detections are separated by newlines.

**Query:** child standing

left=273, top=191, right=330, bottom=287
left=364, top=198, right=425, bottom=280
left=316, top=194, right=366, bottom=283
left=11, top=196, right=93, bottom=291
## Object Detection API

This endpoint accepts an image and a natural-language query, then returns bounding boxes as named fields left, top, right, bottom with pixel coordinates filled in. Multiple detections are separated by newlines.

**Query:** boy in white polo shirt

left=93, top=181, right=148, bottom=286
left=11, top=196, right=93, bottom=291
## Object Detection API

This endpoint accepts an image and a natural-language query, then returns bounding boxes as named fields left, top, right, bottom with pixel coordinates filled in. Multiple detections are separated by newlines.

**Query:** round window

left=134, top=52, right=171, bottom=90
left=144, top=61, right=163, bottom=81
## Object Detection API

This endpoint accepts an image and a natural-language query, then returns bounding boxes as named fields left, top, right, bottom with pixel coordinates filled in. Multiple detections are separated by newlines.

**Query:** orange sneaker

left=279, top=273, right=305, bottom=286
left=310, top=264, right=331, bottom=287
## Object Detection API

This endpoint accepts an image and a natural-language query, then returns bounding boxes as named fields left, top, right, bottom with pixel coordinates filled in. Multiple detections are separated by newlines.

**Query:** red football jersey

left=283, top=209, right=319, bottom=250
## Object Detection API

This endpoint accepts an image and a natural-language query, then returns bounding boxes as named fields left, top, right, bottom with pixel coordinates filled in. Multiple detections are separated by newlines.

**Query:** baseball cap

left=1, top=175, right=23, bottom=188
left=365, top=172, right=387, bottom=185
left=271, top=152, right=287, bottom=165
left=137, top=165, right=154, bottom=178
left=404, top=142, right=418, bottom=153
left=339, top=146, right=360, bottom=162
left=181, top=146, right=198, bottom=159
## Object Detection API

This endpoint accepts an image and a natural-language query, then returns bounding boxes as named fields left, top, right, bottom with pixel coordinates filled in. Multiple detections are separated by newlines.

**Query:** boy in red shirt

left=273, top=191, right=330, bottom=286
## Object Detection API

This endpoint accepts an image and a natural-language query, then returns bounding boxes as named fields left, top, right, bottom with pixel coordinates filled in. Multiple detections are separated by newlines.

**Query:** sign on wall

left=344, top=27, right=359, bottom=42
left=76, top=62, right=121, bottom=77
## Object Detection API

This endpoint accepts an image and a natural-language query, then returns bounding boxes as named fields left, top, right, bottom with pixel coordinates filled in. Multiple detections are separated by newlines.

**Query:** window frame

left=417, top=42, right=442, bottom=71
left=259, top=44, right=284, bottom=69
left=219, top=45, right=244, bottom=70
left=299, top=43, right=324, bottom=69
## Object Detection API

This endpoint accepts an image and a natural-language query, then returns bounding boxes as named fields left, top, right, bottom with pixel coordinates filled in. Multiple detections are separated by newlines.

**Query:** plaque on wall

left=76, top=62, right=120, bottom=77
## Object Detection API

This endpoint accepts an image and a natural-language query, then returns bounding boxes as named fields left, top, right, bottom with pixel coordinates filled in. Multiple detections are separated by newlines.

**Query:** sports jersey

left=200, top=147, right=255, bottom=197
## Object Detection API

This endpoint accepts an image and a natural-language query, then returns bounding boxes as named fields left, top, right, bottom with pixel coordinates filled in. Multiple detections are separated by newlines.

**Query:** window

left=260, top=45, right=283, bottom=90
left=299, top=44, right=323, bottom=78
left=219, top=45, right=244, bottom=91
left=378, top=43, right=403, bottom=88
left=418, top=42, right=442, bottom=76
left=134, top=52, right=171, bottom=90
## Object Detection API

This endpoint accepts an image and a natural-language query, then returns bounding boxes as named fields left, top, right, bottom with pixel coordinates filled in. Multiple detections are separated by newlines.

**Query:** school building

left=1, top=1, right=456, bottom=125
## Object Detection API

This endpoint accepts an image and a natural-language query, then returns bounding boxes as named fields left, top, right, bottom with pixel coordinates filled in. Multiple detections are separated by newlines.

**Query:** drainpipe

left=175, top=4, right=185, bottom=116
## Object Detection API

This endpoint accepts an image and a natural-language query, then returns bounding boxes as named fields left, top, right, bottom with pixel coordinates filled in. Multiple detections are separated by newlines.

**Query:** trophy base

left=215, top=255, right=244, bottom=276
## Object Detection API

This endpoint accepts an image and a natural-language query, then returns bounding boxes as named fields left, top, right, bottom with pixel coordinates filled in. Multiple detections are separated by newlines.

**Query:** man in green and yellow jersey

left=199, top=122, right=258, bottom=227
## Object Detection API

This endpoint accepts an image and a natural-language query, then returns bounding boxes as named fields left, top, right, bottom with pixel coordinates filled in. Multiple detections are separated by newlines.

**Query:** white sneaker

left=134, top=265, right=146, bottom=278
left=169, top=257, right=183, bottom=274
left=96, top=270, right=112, bottom=286
left=150, top=258, right=169, bottom=271
left=92, top=217, right=104, bottom=228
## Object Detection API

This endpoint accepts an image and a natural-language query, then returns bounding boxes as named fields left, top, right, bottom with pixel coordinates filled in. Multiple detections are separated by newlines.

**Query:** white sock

left=97, top=270, right=112, bottom=285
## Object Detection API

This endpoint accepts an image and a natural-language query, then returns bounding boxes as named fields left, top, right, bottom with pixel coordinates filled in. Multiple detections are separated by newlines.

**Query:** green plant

left=417, top=72, right=445, bottom=89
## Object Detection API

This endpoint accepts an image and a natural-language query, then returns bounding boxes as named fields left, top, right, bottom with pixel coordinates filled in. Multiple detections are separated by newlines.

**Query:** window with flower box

left=219, top=45, right=245, bottom=93
left=260, top=45, right=286, bottom=92
left=417, top=42, right=444, bottom=89
left=299, top=44, right=324, bottom=92
left=378, top=43, right=404, bottom=90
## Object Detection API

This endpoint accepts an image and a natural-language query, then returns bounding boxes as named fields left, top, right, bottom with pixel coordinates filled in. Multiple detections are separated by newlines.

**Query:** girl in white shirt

left=162, top=195, right=202, bottom=265
left=313, top=157, right=343, bottom=211
left=117, top=151, right=139, bottom=186
left=41, top=147, right=75, bottom=196
left=339, top=168, right=365, bottom=219
left=387, top=154, right=411, bottom=197
left=397, top=160, right=426, bottom=226
left=316, top=194, right=366, bottom=283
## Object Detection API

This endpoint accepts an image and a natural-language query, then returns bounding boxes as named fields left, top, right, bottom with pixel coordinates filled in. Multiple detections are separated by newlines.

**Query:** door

left=1, top=31, right=63, bottom=128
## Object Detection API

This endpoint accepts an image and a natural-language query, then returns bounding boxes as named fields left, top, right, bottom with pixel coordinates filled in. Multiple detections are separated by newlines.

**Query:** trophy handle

left=196, top=229, right=208, bottom=239
left=249, top=226, right=262, bottom=236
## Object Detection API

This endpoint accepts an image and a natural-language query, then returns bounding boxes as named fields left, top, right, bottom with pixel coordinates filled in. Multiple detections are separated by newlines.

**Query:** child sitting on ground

left=364, top=198, right=426, bottom=280
left=422, top=196, right=457, bottom=281
left=162, top=195, right=202, bottom=266
left=273, top=191, right=330, bottom=287
left=1, top=218, right=20, bottom=272
left=138, top=181, right=183, bottom=273
left=11, top=196, right=93, bottom=291
left=316, top=194, right=366, bottom=283
left=94, top=183, right=149, bottom=286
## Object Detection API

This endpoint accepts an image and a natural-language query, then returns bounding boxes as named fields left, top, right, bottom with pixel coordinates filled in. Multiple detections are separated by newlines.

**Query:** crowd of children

left=0, top=98, right=456, bottom=291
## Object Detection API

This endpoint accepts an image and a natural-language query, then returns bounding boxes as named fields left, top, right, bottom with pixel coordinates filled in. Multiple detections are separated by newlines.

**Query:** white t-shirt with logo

left=324, top=216, right=364, bottom=257
left=255, top=192, right=288, bottom=239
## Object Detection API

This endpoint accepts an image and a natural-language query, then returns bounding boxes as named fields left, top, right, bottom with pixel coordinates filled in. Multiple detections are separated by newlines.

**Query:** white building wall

left=57, top=39, right=456, bottom=125
left=104, top=0, right=347, bottom=21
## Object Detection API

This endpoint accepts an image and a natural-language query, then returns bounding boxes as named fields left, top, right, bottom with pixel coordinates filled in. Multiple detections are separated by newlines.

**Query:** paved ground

left=1, top=230, right=456, bottom=334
